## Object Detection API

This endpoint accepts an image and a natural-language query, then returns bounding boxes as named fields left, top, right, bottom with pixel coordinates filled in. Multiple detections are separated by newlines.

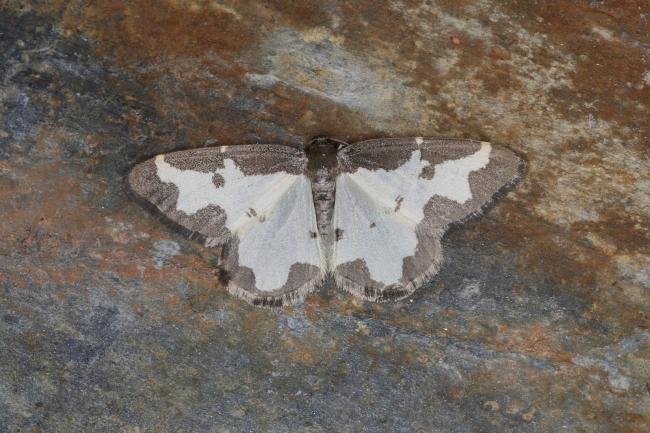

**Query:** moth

left=129, top=137, right=523, bottom=306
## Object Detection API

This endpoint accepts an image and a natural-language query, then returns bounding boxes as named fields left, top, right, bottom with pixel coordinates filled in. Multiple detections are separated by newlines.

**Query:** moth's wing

left=332, top=138, right=523, bottom=302
left=129, top=145, right=324, bottom=306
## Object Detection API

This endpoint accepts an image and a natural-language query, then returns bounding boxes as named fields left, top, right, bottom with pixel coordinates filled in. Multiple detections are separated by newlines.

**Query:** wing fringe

left=226, top=272, right=325, bottom=307
left=334, top=258, right=442, bottom=303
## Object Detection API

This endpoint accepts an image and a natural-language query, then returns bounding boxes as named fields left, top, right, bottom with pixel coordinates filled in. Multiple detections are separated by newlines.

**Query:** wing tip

left=439, top=147, right=525, bottom=250
left=126, top=162, right=234, bottom=247
left=125, top=159, right=151, bottom=205
left=126, top=156, right=159, bottom=196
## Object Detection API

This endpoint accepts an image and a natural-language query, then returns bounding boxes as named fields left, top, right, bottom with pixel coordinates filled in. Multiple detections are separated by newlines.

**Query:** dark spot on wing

left=394, top=196, right=404, bottom=212
left=335, top=228, right=344, bottom=241
left=419, top=164, right=435, bottom=180
left=216, top=267, right=231, bottom=286
left=369, top=222, right=376, bottom=228
left=377, top=286, right=409, bottom=301
left=361, top=284, right=409, bottom=302
left=253, top=297, right=283, bottom=307
left=246, top=208, right=265, bottom=222
left=309, top=231, right=317, bottom=238
left=212, top=173, right=224, bottom=188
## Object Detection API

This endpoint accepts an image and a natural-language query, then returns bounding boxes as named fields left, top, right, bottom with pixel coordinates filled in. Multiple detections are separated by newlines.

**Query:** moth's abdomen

left=312, top=167, right=336, bottom=236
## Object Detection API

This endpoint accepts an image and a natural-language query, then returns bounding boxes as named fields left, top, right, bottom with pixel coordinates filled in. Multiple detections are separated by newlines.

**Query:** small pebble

left=229, top=408, right=245, bottom=418
left=522, top=407, right=536, bottom=422
left=483, top=400, right=500, bottom=411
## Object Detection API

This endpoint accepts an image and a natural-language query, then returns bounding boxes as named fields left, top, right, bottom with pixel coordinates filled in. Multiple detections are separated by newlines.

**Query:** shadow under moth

left=129, top=137, right=523, bottom=307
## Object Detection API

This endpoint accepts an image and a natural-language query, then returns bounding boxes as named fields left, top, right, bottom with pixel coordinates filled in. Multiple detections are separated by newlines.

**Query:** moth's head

left=305, top=137, right=347, bottom=171
left=306, top=136, right=349, bottom=152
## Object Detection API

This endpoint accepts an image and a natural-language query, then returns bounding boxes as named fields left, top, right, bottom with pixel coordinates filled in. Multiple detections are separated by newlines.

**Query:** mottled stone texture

left=0, top=1, right=648, bottom=432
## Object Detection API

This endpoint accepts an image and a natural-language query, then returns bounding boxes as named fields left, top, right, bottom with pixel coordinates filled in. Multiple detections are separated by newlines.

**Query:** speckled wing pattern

left=128, top=145, right=324, bottom=306
left=332, top=138, right=522, bottom=302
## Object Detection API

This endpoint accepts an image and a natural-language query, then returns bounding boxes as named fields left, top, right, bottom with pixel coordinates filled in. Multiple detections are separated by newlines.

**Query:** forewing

left=333, top=138, right=523, bottom=302
left=129, top=145, right=324, bottom=306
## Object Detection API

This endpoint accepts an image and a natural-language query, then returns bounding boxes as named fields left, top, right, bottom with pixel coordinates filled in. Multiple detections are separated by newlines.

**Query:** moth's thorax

left=305, top=139, right=343, bottom=238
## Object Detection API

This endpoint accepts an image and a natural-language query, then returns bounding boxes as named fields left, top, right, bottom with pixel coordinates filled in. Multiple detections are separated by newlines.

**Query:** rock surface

left=0, top=1, right=648, bottom=432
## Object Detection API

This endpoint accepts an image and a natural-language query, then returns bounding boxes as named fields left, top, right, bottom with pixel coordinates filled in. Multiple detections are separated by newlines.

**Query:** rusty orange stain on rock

left=283, top=334, right=316, bottom=365
left=502, top=0, right=650, bottom=135
left=493, top=322, right=573, bottom=363
left=61, top=0, right=255, bottom=68
left=573, top=208, right=650, bottom=256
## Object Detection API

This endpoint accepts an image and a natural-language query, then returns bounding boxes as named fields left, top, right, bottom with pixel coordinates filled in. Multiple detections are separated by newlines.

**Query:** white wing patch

left=333, top=175, right=418, bottom=284
left=333, top=143, right=491, bottom=284
left=235, top=176, right=322, bottom=291
left=156, top=155, right=293, bottom=234
left=155, top=155, right=321, bottom=292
